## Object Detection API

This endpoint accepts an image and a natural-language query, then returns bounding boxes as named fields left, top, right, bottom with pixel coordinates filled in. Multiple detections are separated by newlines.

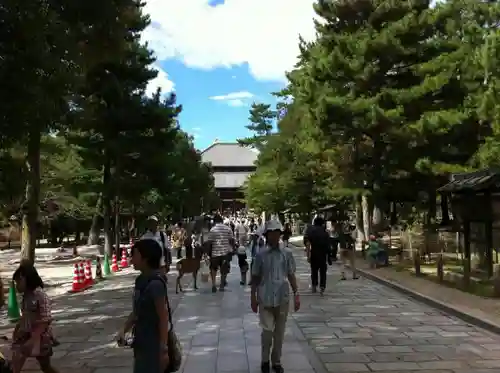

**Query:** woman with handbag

left=117, top=239, right=182, bottom=373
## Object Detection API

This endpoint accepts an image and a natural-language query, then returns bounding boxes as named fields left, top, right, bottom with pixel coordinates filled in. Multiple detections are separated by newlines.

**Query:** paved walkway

left=289, top=245, right=500, bottom=373
left=2, top=248, right=500, bottom=372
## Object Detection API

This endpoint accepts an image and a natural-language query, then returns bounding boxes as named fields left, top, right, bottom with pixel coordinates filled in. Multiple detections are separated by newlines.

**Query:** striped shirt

left=208, top=223, right=234, bottom=257
left=252, top=245, right=296, bottom=308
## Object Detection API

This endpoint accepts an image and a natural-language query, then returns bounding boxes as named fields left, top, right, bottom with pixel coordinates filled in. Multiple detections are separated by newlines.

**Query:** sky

left=142, top=0, right=317, bottom=150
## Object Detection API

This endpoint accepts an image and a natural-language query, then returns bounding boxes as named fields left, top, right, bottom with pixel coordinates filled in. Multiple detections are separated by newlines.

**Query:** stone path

left=2, top=247, right=500, bottom=372
left=0, top=265, right=190, bottom=373
left=175, top=261, right=317, bottom=373
left=290, top=244, right=500, bottom=373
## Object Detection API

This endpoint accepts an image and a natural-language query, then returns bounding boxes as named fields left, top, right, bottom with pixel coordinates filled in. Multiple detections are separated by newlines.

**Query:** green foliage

left=245, top=0, right=500, bottom=224
left=238, top=102, right=276, bottom=150
left=0, top=1, right=215, bottom=256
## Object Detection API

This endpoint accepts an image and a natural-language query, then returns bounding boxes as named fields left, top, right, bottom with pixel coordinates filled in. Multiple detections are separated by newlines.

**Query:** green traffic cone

left=7, top=281, right=20, bottom=322
left=103, top=253, right=111, bottom=276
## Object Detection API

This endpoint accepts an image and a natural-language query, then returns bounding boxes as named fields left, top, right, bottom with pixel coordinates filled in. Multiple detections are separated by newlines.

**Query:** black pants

left=310, top=260, right=327, bottom=289
left=329, top=238, right=339, bottom=261
left=237, top=253, right=248, bottom=272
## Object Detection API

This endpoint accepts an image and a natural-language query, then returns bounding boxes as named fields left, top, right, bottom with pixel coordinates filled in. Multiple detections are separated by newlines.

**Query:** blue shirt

left=252, top=245, right=296, bottom=308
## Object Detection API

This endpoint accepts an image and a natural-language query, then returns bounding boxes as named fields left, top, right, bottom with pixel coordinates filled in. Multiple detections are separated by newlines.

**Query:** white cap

left=147, top=215, right=159, bottom=222
left=265, top=219, right=283, bottom=232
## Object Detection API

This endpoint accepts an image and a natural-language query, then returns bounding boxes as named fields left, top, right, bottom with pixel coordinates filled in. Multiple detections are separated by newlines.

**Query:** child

left=117, top=239, right=171, bottom=373
left=11, top=263, right=59, bottom=373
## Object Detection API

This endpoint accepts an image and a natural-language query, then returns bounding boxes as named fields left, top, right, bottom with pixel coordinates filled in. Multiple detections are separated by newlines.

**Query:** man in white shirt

left=141, top=215, right=172, bottom=274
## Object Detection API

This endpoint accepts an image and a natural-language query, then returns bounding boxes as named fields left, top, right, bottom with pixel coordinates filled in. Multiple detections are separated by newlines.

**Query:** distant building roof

left=214, top=171, right=252, bottom=189
left=201, top=142, right=258, bottom=168
left=438, top=169, right=500, bottom=193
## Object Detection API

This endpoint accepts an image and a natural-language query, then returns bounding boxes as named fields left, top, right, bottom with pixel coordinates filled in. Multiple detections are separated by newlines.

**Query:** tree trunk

left=355, top=194, right=365, bottom=247
left=440, top=194, right=450, bottom=225
left=102, top=151, right=113, bottom=256
left=427, top=189, right=437, bottom=226
left=114, top=196, right=120, bottom=256
left=372, top=202, right=383, bottom=232
left=21, top=129, right=41, bottom=263
left=362, top=193, right=371, bottom=239
left=87, top=192, right=102, bottom=245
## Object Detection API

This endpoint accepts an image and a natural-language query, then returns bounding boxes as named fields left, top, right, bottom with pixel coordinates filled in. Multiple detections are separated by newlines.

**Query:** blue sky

left=142, top=0, right=317, bottom=150
left=160, top=60, right=283, bottom=150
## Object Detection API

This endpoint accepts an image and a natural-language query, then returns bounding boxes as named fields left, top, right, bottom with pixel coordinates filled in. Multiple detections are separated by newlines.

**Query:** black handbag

left=165, top=295, right=182, bottom=372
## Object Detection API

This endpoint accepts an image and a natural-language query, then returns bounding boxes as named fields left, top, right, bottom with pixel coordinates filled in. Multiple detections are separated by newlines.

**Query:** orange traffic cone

left=70, top=264, right=82, bottom=293
left=84, top=260, right=94, bottom=287
left=120, top=247, right=129, bottom=268
left=111, top=253, right=120, bottom=272
left=78, top=262, right=86, bottom=289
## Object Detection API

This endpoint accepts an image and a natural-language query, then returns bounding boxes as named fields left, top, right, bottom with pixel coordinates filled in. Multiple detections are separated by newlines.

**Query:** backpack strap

left=144, top=275, right=173, bottom=330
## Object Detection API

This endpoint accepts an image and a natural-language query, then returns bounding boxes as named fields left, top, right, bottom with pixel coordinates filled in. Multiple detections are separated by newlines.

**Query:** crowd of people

left=2, top=212, right=388, bottom=373
left=130, top=213, right=300, bottom=373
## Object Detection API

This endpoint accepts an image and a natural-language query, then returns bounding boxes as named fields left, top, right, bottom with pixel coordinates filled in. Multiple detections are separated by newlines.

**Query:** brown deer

left=175, top=222, right=204, bottom=294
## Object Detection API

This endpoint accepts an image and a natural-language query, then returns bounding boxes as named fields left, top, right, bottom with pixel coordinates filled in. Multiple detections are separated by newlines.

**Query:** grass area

left=388, top=258, right=497, bottom=298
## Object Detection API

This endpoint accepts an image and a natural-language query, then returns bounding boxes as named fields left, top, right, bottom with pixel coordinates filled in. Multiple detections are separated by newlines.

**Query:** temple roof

left=437, top=169, right=500, bottom=193
left=201, top=142, right=258, bottom=168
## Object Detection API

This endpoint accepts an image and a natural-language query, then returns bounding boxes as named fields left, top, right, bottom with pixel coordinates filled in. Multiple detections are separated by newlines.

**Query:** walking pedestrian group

left=1, top=212, right=371, bottom=373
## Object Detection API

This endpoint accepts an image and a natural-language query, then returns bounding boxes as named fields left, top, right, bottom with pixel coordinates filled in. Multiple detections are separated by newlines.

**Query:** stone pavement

left=0, top=265, right=190, bottom=373
left=289, top=244, right=500, bottom=373
left=352, top=258, right=500, bottom=331
left=3, top=247, right=500, bottom=372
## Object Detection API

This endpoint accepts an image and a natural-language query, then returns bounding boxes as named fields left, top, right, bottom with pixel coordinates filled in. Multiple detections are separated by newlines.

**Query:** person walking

left=206, top=214, right=235, bottom=292
left=339, top=224, right=359, bottom=280
left=11, top=263, right=60, bottom=373
left=117, top=239, right=171, bottom=373
left=172, top=222, right=186, bottom=260
left=303, top=216, right=331, bottom=296
left=326, top=218, right=339, bottom=262
left=282, top=222, right=292, bottom=247
left=235, top=219, right=249, bottom=285
left=141, top=215, right=172, bottom=275
left=251, top=220, right=300, bottom=373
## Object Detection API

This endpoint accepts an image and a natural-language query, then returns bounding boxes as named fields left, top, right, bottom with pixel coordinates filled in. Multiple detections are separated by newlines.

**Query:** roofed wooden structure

left=201, top=141, right=258, bottom=213
left=438, top=168, right=500, bottom=278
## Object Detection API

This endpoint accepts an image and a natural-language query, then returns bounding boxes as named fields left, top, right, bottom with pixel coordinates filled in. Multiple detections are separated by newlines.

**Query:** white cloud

left=146, top=64, right=175, bottom=96
left=142, top=0, right=317, bottom=82
left=209, top=91, right=254, bottom=101
left=209, top=91, right=253, bottom=107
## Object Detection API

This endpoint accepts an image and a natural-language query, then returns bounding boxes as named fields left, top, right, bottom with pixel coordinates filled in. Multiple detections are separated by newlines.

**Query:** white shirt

left=141, top=230, right=170, bottom=266
left=253, top=224, right=266, bottom=255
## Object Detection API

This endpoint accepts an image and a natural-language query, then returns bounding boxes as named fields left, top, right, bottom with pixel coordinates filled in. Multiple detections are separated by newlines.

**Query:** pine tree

left=287, top=0, right=479, bottom=230
left=238, top=103, right=276, bottom=150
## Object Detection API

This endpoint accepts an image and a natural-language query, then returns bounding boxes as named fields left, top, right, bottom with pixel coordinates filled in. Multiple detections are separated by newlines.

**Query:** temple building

left=201, top=141, right=258, bottom=214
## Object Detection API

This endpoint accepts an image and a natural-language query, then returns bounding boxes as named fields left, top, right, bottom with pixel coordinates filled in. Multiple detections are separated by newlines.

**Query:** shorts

left=209, top=255, right=225, bottom=271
